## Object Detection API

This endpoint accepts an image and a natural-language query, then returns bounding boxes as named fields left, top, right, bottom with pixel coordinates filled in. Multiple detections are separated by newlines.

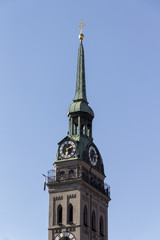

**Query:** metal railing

left=47, top=170, right=110, bottom=198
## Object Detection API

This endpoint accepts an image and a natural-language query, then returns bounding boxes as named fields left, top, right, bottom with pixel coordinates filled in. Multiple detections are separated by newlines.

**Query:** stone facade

left=47, top=160, right=110, bottom=240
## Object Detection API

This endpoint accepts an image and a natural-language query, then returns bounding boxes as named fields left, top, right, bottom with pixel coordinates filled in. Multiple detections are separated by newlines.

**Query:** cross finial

left=78, top=20, right=86, bottom=42
left=78, top=20, right=86, bottom=34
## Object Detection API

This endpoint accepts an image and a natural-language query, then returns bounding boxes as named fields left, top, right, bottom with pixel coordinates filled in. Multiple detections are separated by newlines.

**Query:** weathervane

left=78, top=20, right=86, bottom=42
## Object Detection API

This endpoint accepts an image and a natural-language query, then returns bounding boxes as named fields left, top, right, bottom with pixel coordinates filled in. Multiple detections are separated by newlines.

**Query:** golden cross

left=78, top=20, right=86, bottom=34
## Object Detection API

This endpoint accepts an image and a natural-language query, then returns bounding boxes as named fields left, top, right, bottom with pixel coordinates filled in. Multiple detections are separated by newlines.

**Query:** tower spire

left=68, top=22, right=94, bottom=139
left=74, top=42, right=88, bottom=103
left=74, top=21, right=87, bottom=103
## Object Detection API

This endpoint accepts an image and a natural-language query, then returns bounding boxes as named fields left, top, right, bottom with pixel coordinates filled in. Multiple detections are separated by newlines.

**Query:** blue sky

left=0, top=0, right=160, bottom=240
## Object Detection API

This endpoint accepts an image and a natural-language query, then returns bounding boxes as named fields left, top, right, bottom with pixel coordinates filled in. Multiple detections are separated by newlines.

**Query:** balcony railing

left=47, top=170, right=110, bottom=198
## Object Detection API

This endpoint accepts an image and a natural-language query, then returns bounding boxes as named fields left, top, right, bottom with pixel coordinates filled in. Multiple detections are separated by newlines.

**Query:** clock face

left=54, top=232, right=76, bottom=240
left=89, top=146, right=98, bottom=166
left=59, top=141, right=76, bottom=159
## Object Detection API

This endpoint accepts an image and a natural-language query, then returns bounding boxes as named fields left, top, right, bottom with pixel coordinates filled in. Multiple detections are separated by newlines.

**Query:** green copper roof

left=74, top=42, right=87, bottom=103
left=68, top=42, right=94, bottom=118
left=68, top=101, right=94, bottom=117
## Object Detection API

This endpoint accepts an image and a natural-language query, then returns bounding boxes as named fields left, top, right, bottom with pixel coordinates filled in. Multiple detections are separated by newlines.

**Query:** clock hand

left=65, top=146, right=73, bottom=155
left=66, top=145, right=73, bottom=150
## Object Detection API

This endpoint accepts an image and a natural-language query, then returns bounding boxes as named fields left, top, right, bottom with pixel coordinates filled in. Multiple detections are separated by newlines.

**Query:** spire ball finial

left=78, top=20, right=86, bottom=42
left=79, top=33, right=84, bottom=42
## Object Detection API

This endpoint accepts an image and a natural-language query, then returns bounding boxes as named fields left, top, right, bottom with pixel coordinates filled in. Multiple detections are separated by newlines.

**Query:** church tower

left=47, top=25, right=111, bottom=240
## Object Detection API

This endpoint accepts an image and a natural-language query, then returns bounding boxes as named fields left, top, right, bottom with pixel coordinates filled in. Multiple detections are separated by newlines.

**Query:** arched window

left=69, top=170, right=74, bottom=178
left=87, top=121, right=92, bottom=137
left=73, top=117, right=78, bottom=135
left=83, top=205, right=88, bottom=226
left=100, top=216, right=104, bottom=236
left=68, top=203, right=73, bottom=223
left=60, top=171, right=65, bottom=180
left=57, top=205, right=62, bottom=225
left=92, top=210, right=96, bottom=231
